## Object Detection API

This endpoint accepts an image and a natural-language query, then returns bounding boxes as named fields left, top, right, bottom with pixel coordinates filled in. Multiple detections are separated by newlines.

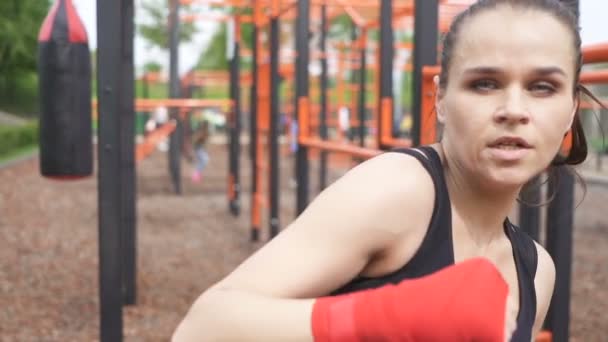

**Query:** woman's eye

left=529, top=82, right=557, bottom=95
left=470, top=79, right=498, bottom=91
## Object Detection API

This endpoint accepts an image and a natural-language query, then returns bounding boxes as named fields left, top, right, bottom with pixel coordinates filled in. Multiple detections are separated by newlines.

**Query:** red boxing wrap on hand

left=311, top=258, right=509, bottom=342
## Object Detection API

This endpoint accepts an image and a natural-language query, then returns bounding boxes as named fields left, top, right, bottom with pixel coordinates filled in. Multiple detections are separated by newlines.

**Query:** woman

left=173, top=1, right=594, bottom=340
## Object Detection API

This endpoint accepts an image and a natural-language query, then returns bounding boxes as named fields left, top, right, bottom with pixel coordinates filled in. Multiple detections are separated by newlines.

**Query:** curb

left=0, top=150, right=38, bottom=170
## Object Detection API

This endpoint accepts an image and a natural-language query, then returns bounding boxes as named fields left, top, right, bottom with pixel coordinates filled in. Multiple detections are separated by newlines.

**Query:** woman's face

left=438, top=6, right=578, bottom=188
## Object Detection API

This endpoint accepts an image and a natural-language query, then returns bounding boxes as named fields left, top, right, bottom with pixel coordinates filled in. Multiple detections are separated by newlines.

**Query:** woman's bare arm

left=172, top=152, right=435, bottom=342
left=531, top=243, right=556, bottom=341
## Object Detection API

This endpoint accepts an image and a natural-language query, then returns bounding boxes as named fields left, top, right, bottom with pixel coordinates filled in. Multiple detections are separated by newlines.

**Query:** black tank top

left=331, top=146, right=538, bottom=342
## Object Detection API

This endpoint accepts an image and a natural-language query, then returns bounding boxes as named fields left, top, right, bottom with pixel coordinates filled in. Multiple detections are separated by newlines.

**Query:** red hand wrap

left=312, top=258, right=509, bottom=342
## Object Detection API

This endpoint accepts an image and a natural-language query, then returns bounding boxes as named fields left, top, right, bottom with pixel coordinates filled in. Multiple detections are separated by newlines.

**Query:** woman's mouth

left=487, top=137, right=532, bottom=161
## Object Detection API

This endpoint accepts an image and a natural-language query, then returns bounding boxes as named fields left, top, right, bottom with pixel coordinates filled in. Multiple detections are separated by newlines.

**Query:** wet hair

left=437, top=0, right=608, bottom=204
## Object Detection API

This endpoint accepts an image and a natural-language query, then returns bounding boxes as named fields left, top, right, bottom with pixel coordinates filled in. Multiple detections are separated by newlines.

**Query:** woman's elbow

left=172, top=290, right=219, bottom=342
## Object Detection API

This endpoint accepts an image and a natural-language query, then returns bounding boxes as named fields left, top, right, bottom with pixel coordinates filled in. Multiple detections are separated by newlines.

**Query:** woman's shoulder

left=324, top=150, right=437, bottom=236
left=343, top=149, right=435, bottom=195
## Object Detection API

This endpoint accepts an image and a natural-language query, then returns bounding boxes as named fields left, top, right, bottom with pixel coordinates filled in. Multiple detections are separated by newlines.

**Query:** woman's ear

left=565, top=93, right=579, bottom=134
left=434, top=75, right=446, bottom=124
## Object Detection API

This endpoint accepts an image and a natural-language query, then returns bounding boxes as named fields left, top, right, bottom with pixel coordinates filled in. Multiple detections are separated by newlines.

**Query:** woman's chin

left=484, top=168, right=535, bottom=190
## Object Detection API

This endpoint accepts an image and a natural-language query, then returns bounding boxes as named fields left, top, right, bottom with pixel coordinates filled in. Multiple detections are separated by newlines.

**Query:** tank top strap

left=390, top=146, right=442, bottom=182
left=505, top=219, right=538, bottom=277
left=388, top=146, right=455, bottom=276
left=504, top=219, right=539, bottom=342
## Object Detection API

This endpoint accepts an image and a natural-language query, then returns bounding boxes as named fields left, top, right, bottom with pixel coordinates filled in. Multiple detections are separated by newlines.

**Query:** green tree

left=137, top=0, right=198, bottom=50
left=196, top=23, right=229, bottom=71
left=0, top=0, right=51, bottom=99
left=195, top=7, right=251, bottom=72
left=144, top=61, right=163, bottom=73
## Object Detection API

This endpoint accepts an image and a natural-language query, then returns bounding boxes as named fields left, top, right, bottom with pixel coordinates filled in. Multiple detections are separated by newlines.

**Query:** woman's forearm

left=172, top=288, right=316, bottom=342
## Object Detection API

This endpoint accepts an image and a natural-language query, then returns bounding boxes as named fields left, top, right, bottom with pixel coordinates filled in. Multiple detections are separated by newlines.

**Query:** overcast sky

left=72, top=0, right=608, bottom=76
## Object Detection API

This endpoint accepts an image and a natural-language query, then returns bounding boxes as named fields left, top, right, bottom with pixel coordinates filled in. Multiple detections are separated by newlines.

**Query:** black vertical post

left=357, top=30, right=367, bottom=147
left=544, top=168, right=575, bottom=342
left=378, top=0, right=393, bottom=150
left=319, top=5, right=328, bottom=191
left=229, top=20, right=241, bottom=216
left=295, top=0, right=310, bottom=215
left=119, top=0, right=136, bottom=307
left=518, top=176, right=541, bottom=241
left=545, top=2, right=578, bottom=339
left=269, top=8, right=280, bottom=237
left=96, top=0, right=124, bottom=340
left=411, top=0, right=438, bottom=146
left=348, top=24, right=357, bottom=143
left=250, top=12, right=259, bottom=241
left=544, top=3, right=578, bottom=340
left=250, top=26, right=258, bottom=164
left=168, top=0, right=182, bottom=194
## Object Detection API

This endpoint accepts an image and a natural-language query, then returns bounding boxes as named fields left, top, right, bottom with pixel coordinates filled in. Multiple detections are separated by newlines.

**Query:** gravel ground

left=0, top=143, right=606, bottom=341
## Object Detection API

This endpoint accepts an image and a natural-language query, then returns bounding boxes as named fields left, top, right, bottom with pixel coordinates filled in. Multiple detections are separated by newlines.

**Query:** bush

left=0, top=122, right=39, bottom=155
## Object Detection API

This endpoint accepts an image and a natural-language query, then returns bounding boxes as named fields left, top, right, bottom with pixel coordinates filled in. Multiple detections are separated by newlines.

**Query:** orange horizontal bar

left=180, top=0, right=249, bottom=7
left=380, top=137, right=413, bottom=148
left=92, top=98, right=231, bottom=110
left=140, top=71, right=163, bottom=83
left=580, top=70, right=608, bottom=84
left=300, top=137, right=381, bottom=159
left=580, top=100, right=608, bottom=109
left=181, top=13, right=231, bottom=23
left=134, top=98, right=231, bottom=110
left=310, top=0, right=413, bottom=9
left=582, top=42, right=608, bottom=64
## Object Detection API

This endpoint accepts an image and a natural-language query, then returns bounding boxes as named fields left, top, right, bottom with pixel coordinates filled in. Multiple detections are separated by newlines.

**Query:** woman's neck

left=435, top=144, right=521, bottom=245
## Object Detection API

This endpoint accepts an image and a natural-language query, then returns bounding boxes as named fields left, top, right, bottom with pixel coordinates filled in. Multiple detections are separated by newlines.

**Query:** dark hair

left=438, top=0, right=589, bottom=166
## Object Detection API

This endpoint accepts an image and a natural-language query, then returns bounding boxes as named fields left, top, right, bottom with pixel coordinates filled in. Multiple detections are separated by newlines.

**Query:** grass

left=0, top=72, right=40, bottom=116
left=0, top=144, right=38, bottom=165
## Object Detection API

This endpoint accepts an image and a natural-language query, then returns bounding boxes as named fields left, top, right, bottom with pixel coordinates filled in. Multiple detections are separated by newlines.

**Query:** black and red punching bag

left=37, top=0, right=92, bottom=179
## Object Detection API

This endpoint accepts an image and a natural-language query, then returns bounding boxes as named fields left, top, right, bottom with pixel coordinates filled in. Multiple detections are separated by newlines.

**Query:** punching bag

left=37, top=0, right=92, bottom=179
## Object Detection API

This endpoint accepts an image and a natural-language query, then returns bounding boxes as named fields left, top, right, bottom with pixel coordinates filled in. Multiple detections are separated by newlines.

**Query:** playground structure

left=30, top=0, right=608, bottom=341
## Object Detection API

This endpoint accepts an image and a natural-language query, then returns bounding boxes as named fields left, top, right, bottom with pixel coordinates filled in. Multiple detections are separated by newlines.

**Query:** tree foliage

left=0, top=0, right=51, bottom=86
left=195, top=7, right=253, bottom=71
left=137, top=0, right=198, bottom=50
left=196, top=23, right=229, bottom=71
left=144, top=61, right=163, bottom=73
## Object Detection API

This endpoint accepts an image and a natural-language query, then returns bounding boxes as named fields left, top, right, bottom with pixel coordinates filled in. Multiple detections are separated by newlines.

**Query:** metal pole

left=295, top=0, right=310, bottom=215
left=229, top=19, right=241, bottom=216
left=119, top=0, right=136, bottom=307
left=250, top=5, right=259, bottom=241
left=234, top=35, right=241, bottom=216
left=269, top=4, right=280, bottom=238
left=357, top=30, right=367, bottom=147
left=96, top=0, right=124, bottom=339
left=544, top=168, right=575, bottom=342
left=379, top=0, right=394, bottom=150
left=411, top=0, right=438, bottom=146
left=319, top=5, right=328, bottom=191
left=168, top=0, right=182, bottom=194
left=348, top=24, right=357, bottom=143
left=542, top=3, right=578, bottom=340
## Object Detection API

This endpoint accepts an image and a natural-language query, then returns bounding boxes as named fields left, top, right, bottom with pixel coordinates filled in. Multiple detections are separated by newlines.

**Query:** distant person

left=338, top=106, right=350, bottom=140
left=153, top=106, right=169, bottom=152
left=191, top=120, right=210, bottom=183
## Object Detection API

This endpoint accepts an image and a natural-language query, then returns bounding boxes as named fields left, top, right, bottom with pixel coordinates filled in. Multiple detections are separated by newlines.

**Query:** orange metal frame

left=135, top=122, right=177, bottom=163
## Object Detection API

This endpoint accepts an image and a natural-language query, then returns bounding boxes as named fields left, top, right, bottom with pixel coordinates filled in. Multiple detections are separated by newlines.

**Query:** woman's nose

left=494, top=89, right=530, bottom=124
